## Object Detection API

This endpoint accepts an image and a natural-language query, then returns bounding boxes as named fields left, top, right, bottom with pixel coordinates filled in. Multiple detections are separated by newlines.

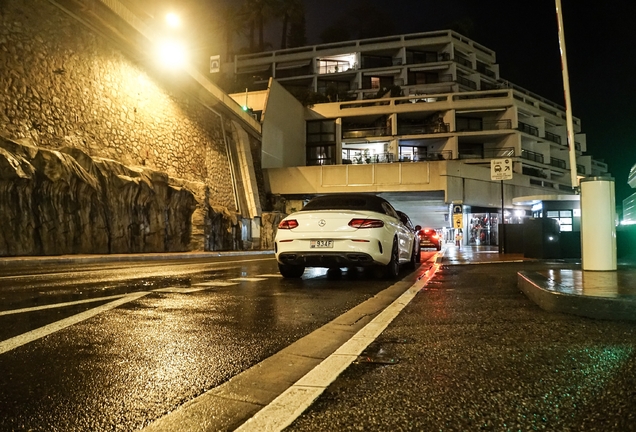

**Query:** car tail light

left=349, top=219, right=384, bottom=229
left=278, top=219, right=299, bottom=229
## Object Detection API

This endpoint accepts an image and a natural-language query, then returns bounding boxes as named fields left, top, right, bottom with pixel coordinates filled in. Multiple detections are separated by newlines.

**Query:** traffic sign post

left=491, top=159, right=513, bottom=254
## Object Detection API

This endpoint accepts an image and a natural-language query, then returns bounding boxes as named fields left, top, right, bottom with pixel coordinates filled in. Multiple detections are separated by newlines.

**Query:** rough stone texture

left=0, top=0, right=278, bottom=253
left=0, top=136, right=243, bottom=256
left=0, top=0, right=237, bottom=212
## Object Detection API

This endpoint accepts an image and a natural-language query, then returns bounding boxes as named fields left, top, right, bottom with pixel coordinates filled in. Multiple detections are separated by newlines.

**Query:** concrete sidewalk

left=440, top=244, right=636, bottom=322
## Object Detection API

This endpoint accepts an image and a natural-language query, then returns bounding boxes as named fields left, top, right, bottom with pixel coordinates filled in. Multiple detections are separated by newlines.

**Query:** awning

left=275, top=60, right=311, bottom=70
left=362, top=69, right=400, bottom=76
left=408, top=65, right=447, bottom=72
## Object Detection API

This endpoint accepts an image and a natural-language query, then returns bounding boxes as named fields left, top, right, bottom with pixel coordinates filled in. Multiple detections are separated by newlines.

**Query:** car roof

left=301, top=194, right=393, bottom=214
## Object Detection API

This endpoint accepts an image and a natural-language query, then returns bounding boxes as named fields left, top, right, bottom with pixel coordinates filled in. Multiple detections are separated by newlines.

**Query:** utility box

left=523, top=218, right=561, bottom=259
left=580, top=177, right=616, bottom=271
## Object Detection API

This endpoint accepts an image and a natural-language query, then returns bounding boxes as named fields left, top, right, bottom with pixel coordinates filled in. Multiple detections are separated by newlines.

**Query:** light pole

left=555, top=0, right=579, bottom=192
left=155, top=12, right=187, bottom=69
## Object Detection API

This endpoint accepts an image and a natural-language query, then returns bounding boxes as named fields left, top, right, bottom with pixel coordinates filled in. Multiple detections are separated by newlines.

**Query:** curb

left=0, top=250, right=275, bottom=267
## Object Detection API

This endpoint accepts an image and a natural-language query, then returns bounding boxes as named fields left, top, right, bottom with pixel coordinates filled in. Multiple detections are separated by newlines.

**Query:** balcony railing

left=457, top=119, right=512, bottom=132
left=397, top=123, right=450, bottom=135
left=455, top=55, right=472, bottom=68
left=457, top=75, right=477, bottom=89
left=518, top=121, right=539, bottom=137
left=342, top=126, right=390, bottom=139
left=418, top=150, right=453, bottom=161
left=521, top=149, right=544, bottom=164
left=550, top=157, right=566, bottom=169
left=483, top=147, right=515, bottom=158
left=544, top=131, right=562, bottom=145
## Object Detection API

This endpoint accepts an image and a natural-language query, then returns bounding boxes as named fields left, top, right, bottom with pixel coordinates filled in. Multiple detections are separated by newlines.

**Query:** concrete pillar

left=580, top=177, right=616, bottom=271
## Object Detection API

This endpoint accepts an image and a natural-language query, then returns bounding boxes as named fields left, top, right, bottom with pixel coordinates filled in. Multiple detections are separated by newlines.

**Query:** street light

left=155, top=12, right=187, bottom=69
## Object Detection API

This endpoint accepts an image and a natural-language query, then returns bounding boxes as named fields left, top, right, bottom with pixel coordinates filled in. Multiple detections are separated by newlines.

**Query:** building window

left=547, top=210, right=573, bottom=232
left=307, top=120, right=336, bottom=166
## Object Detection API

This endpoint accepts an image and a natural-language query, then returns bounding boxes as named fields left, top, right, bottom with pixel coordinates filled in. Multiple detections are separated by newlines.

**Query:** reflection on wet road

left=0, top=253, right=434, bottom=431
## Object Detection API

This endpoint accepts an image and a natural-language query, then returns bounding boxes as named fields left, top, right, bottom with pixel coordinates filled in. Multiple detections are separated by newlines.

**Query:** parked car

left=275, top=194, right=419, bottom=278
left=416, top=226, right=442, bottom=251
left=396, top=210, right=421, bottom=264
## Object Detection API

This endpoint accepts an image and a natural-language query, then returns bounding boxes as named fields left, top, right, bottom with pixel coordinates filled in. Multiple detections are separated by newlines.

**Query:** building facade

left=226, top=31, right=610, bottom=243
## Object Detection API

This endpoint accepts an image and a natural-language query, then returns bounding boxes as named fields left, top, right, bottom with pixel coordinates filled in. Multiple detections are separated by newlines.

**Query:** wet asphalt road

left=286, top=261, right=636, bottom=431
left=0, top=254, right=432, bottom=431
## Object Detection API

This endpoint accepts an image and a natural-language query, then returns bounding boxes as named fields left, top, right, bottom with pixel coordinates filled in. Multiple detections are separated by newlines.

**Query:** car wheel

left=278, top=263, right=305, bottom=278
left=385, top=239, right=400, bottom=279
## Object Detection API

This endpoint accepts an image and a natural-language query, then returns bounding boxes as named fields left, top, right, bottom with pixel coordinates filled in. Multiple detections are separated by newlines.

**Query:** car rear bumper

left=277, top=251, right=379, bottom=267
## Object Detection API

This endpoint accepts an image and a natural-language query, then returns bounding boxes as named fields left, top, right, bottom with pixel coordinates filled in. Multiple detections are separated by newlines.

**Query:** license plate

left=310, top=240, right=333, bottom=248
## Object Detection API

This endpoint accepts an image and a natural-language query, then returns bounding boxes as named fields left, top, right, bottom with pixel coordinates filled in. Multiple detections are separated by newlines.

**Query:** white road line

left=257, top=274, right=283, bottom=278
left=153, top=287, right=209, bottom=293
left=0, top=292, right=149, bottom=355
left=230, top=277, right=268, bottom=282
left=193, top=281, right=239, bottom=287
left=235, top=264, right=441, bottom=432
left=0, top=293, right=130, bottom=316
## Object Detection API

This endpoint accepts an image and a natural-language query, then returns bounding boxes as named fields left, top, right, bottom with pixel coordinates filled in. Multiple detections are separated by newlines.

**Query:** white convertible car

left=274, top=194, right=420, bottom=278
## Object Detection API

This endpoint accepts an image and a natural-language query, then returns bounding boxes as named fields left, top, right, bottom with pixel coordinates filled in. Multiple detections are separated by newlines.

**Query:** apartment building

left=224, top=30, right=609, bottom=245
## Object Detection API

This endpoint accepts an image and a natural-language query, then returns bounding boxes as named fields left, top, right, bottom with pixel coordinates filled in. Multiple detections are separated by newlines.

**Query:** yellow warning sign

left=453, top=214, right=463, bottom=229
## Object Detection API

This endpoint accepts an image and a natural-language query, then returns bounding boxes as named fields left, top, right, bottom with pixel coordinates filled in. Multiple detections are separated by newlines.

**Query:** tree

left=274, top=0, right=305, bottom=49
left=242, top=0, right=277, bottom=52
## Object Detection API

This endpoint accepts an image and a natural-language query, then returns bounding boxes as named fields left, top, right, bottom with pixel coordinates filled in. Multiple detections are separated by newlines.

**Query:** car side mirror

left=414, top=225, right=421, bottom=231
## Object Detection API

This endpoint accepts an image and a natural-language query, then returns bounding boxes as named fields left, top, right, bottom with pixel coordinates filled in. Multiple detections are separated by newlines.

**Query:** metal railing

left=544, top=131, right=562, bottom=145
left=483, top=147, right=515, bottom=158
left=455, top=55, right=472, bottom=68
left=418, top=150, right=453, bottom=161
left=518, top=121, right=539, bottom=136
left=550, top=157, right=566, bottom=169
left=397, top=123, right=450, bottom=135
left=457, top=119, right=512, bottom=132
left=342, top=126, right=390, bottom=139
left=457, top=75, right=477, bottom=89
left=521, top=149, right=544, bottom=164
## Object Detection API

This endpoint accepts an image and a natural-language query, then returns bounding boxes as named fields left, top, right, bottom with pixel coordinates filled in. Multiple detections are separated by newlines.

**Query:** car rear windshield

left=300, top=195, right=388, bottom=214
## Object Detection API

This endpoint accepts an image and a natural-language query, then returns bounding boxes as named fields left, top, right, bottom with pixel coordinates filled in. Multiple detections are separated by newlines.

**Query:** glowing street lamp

left=155, top=12, right=187, bottom=69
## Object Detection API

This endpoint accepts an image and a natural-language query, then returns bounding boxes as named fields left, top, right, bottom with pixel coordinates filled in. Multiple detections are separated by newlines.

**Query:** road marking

left=257, top=274, right=283, bottom=278
left=0, top=292, right=149, bottom=355
left=230, top=277, right=268, bottom=282
left=153, top=287, right=210, bottom=293
left=0, top=293, right=131, bottom=316
left=235, top=264, right=441, bottom=432
left=193, top=281, right=239, bottom=287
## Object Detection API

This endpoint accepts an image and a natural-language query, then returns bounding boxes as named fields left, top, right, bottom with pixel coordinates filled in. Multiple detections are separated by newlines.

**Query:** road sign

left=491, top=158, right=513, bottom=181
left=453, top=214, right=463, bottom=229
left=452, top=204, right=463, bottom=214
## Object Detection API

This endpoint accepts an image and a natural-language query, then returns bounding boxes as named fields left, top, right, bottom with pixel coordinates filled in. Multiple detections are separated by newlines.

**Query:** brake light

left=349, top=219, right=384, bottom=229
left=278, top=219, right=299, bottom=229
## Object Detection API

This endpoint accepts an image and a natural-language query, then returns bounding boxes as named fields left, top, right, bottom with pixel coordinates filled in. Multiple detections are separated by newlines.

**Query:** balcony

left=550, top=157, right=567, bottom=169
left=342, top=126, right=390, bottom=139
left=544, top=131, right=562, bottom=145
left=484, top=147, right=515, bottom=158
left=457, top=75, right=477, bottom=89
left=398, top=123, right=450, bottom=135
left=577, top=164, right=586, bottom=175
left=457, top=119, right=512, bottom=132
left=521, top=149, right=544, bottom=164
left=518, top=121, right=539, bottom=137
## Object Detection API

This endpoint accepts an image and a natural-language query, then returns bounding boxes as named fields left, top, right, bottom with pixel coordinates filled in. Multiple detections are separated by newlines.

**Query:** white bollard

left=580, top=177, right=617, bottom=271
